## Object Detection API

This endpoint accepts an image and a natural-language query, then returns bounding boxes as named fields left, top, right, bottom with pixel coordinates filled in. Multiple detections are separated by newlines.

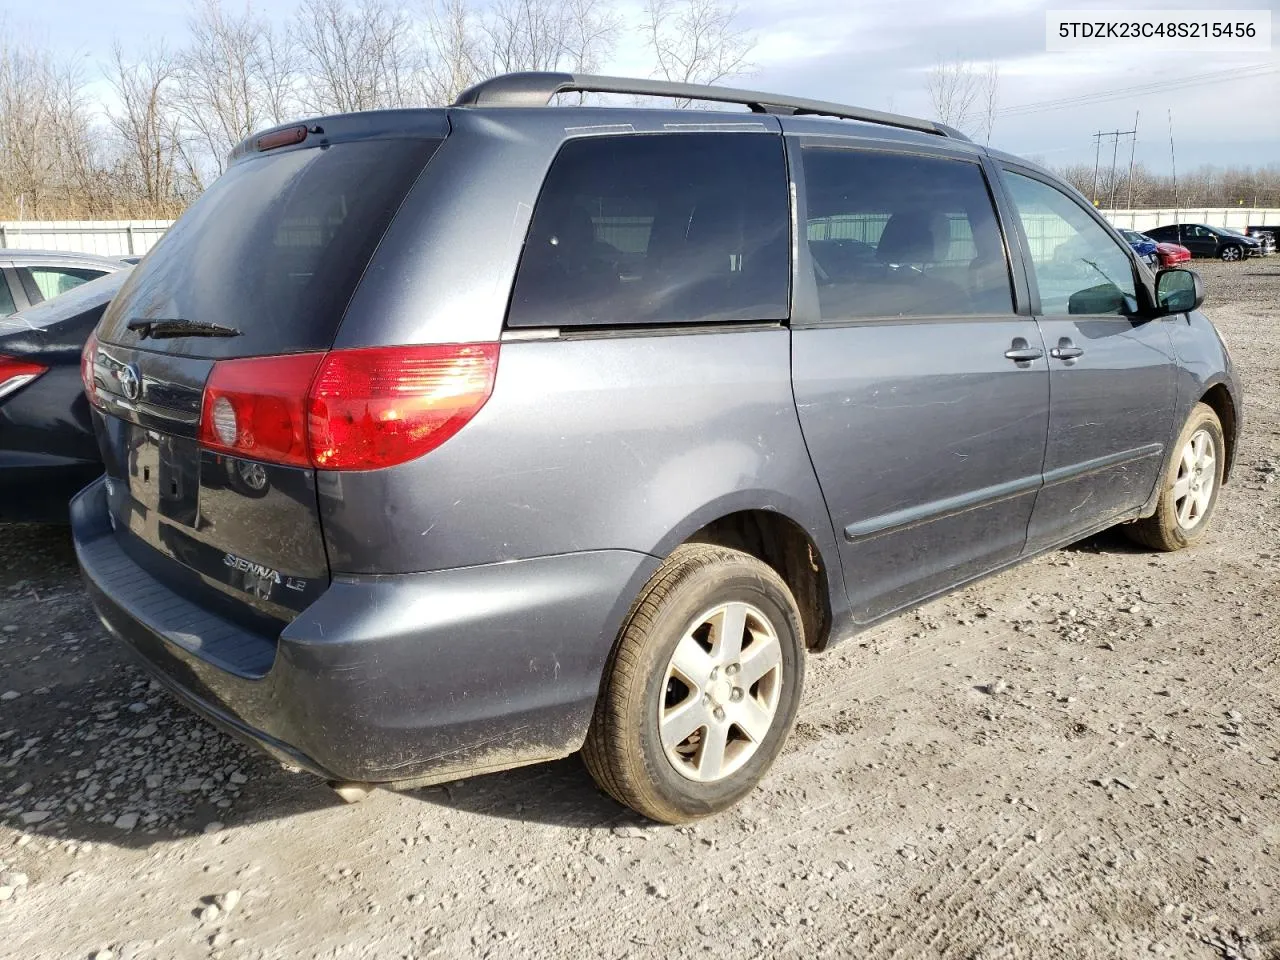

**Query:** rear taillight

left=81, top=331, right=99, bottom=406
left=308, top=344, right=499, bottom=470
left=198, top=353, right=325, bottom=468
left=196, top=344, right=499, bottom=471
left=0, top=354, right=48, bottom=402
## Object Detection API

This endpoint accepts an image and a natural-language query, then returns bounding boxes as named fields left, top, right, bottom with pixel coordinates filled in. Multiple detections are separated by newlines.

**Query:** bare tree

left=106, top=42, right=188, bottom=211
left=927, top=59, right=970, bottom=130
left=0, top=31, right=107, bottom=218
left=561, top=0, right=622, bottom=74
left=979, top=60, right=999, bottom=145
left=926, top=57, right=1000, bottom=140
left=420, top=0, right=484, bottom=104
left=478, top=0, right=618, bottom=79
left=173, top=0, right=297, bottom=186
left=642, top=0, right=754, bottom=105
left=294, top=0, right=418, bottom=113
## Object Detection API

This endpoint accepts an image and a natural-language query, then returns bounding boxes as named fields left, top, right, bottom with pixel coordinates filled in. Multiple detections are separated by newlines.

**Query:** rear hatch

left=86, top=126, right=444, bottom=642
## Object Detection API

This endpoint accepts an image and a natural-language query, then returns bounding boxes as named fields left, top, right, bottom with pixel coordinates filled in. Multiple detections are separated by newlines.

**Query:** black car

left=1144, top=223, right=1264, bottom=261
left=0, top=269, right=129, bottom=522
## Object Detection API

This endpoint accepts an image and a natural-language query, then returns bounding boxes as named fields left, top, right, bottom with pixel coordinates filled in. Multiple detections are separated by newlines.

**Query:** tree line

left=0, top=0, right=753, bottom=219
left=4, top=2, right=1277, bottom=222
left=1054, top=162, right=1280, bottom=211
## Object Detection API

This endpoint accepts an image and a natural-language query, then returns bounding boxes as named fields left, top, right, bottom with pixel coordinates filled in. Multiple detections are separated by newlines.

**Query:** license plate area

left=125, top=426, right=201, bottom=527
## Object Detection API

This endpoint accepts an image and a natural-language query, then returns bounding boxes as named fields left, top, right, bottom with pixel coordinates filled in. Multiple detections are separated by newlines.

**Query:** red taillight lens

left=0, top=354, right=48, bottom=402
left=198, top=353, right=325, bottom=467
left=195, top=344, right=498, bottom=471
left=81, top=331, right=99, bottom=405
left=308, top=344, right=499, bottom=470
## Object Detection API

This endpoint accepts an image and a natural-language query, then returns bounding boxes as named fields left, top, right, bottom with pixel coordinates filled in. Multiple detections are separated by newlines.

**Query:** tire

left=1124, top=402, right=1225, bottom=551
left=582, top=544, right=806, bottom=823
left=1220, top=245, right=1243, bottom=262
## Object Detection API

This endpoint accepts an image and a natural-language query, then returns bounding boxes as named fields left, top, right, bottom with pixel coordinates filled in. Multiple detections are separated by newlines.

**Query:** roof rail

left=452, top=72, right=970, bottom=142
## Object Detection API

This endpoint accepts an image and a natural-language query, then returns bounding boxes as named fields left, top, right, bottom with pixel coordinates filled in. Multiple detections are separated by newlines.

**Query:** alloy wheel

left=1173, top=428, right=1216, bottom=530
left=657, top=602, right=783, bottom=783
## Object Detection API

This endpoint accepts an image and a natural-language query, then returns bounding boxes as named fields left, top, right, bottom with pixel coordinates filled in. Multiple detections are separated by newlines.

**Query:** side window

left=1003, top=172, right=1137, bottom=316
left=0, top=274, right=15, bottom=318
left=507, top=133, right=789, bottom=328
left=22, top=267, right=105, bottom=303
left=800, top=147, right=1014, bottom=320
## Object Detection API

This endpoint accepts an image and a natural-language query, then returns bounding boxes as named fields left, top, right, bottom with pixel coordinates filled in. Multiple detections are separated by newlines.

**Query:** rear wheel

left=582, top=544, right=805, bottom=823
left=1125, top=402, right=1224, bottom=551
left=1220, top=244, right=1243, bottom=262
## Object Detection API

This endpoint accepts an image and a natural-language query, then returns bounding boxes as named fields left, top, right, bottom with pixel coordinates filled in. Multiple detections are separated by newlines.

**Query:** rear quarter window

left=507, top=133, right=790, bottom=329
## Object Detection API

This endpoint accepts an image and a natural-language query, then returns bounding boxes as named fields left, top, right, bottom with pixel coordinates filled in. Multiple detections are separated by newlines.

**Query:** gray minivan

left=73, top=73, right=1241, bottom=823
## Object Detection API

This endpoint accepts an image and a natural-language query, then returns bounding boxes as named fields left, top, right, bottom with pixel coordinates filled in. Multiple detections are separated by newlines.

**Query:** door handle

left=1050, top=338, right=1084, bottom=361
left=1004, top=337, right=1044, bottom=363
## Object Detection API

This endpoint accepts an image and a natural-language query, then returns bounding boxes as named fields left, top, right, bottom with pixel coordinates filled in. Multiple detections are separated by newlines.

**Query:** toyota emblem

left=118, top=363, right=141, bottom=401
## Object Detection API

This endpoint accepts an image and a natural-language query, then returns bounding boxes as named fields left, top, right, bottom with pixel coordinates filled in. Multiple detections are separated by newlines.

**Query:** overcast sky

left=9, top=0, right=1279, bottom=172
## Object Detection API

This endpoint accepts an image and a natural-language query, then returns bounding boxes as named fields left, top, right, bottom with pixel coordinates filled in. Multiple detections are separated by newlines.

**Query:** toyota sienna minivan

left=74, top=72, right=1241, bottom=823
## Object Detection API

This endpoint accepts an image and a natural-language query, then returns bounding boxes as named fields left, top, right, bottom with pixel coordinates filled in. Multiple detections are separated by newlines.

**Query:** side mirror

left=1155, top=268, right=1205, bottom=316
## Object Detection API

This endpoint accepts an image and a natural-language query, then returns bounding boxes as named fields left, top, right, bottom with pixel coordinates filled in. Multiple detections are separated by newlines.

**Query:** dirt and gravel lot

left=1, top=258, right=1277, bottom=960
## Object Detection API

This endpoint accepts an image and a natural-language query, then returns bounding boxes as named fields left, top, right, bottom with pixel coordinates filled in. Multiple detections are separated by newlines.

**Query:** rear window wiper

left=127, top=318, right=242, bottom=339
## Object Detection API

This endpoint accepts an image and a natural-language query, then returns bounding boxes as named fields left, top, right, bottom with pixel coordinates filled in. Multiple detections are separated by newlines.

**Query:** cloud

left=716, top=0, right=1279, bottom=166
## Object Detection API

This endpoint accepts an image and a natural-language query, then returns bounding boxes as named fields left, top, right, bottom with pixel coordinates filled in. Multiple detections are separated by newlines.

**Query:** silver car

left=0, top=249, right=128, bottom=318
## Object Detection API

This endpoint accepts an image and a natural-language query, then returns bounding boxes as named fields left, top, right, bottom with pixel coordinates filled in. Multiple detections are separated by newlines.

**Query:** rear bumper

left=0, top=451, right=101, bottom=523
left=72, top=477, right=658, bottom=785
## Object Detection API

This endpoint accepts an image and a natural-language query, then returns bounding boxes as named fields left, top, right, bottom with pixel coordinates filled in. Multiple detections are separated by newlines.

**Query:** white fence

left=0, top=220, right=173, bottom=257
left=3, top=208, right=1279, bottom=259
left=1100, top=208, right=1280, bottom=232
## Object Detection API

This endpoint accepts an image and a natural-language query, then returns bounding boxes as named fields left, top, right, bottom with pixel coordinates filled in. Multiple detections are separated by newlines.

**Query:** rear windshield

left=98, top=138, right=440, bottom=357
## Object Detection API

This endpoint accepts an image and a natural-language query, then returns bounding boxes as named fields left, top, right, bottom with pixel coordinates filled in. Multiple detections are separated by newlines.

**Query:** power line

left=999, top=63, right=1279, bottom=118
left=1000, top=63, right=1277, bottom=116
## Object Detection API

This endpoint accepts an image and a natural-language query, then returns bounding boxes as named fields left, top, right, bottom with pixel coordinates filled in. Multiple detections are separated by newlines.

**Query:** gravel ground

left=1, top=259, right=1277, bottom=960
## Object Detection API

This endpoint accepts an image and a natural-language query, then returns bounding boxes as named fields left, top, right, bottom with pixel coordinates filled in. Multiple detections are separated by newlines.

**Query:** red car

left=1154, top=241, right=1192, bottom=267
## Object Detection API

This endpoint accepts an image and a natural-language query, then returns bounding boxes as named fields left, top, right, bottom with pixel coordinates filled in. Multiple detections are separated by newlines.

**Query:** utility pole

left=1092, top=132, right=1102, bottom=204
left=1090, top=127, right=1137, bottom=208
left=1169, top=109, right=1180, bottom=244
left=1125, top=111, right=1139, bottom=209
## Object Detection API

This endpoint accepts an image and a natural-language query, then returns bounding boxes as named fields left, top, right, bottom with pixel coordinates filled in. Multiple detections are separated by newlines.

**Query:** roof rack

left=452, top=72, right=970, bottom=142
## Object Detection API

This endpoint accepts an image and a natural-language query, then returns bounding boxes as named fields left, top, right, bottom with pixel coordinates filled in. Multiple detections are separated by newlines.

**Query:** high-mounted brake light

left=0, top=354, right=48, bottom=402
left=196, top=344, right=499, bottom=471
left=257, top=125, right=308, bottom=152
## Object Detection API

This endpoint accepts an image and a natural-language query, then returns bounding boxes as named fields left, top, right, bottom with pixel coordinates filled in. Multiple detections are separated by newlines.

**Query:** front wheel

left=1124, top=402, right=1224, bottom=551
left=1220, top=245, right=1243, bottom=262
left=582, top=544, right=806, bottom=823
